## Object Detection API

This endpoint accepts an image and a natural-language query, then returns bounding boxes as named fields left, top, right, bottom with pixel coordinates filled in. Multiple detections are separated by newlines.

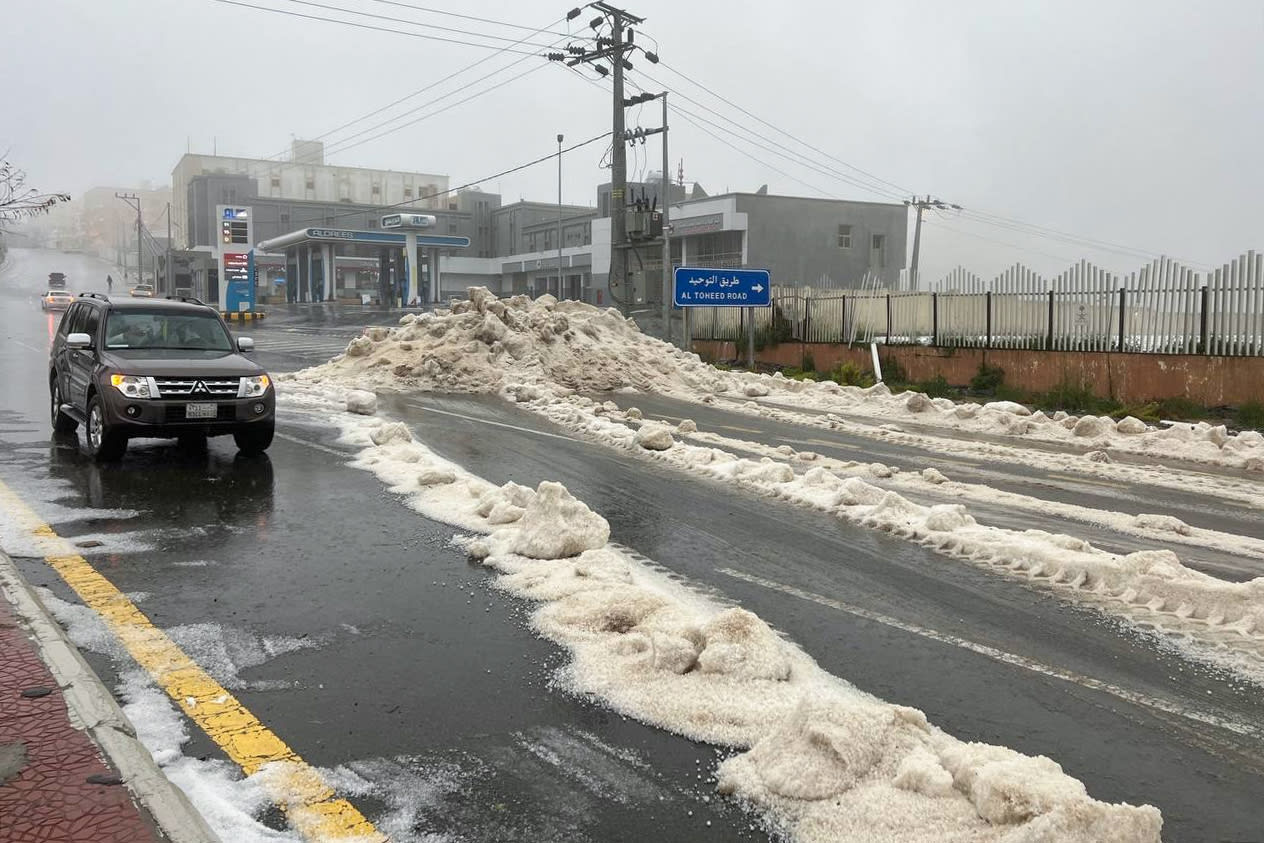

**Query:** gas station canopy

left=255, top=227, right=470, bottom=252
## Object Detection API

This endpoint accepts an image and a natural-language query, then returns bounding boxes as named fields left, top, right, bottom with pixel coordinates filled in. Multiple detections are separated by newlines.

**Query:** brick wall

left=691, top=341, right=1264, bottom=406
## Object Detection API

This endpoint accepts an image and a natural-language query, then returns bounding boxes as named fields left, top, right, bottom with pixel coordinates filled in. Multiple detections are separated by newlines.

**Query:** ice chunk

left=344, top=336, right=372, bottom=358
left=906, top=392, right=934, bottom=413
left=676, top=418, right=698, bottom=434
left=634, top=423, right=676, bottom=451
left=369, top=422, right=411, bottom=445
left=1115, top=416, right=1147, bottom=435
left=984, top=400, right=1031, bottom=416
left=417, top=467, right=457, bottom=486
left=1072, top=416, right=1109, bottom=438
left=345, top=390, right=377, bottom=415
left=744, top=382, right=770, bottom=397
left=921, top=467, right=948, bottom=484
left=497, top=481, right=610, bottom=559
left=696, top=608, right=790, bottom=681
left=1132, top=513, right=1192, bottom=536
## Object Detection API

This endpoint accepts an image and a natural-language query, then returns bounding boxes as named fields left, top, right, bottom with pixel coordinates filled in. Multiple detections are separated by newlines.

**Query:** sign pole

left=747, top=306, right=755, bottom=370
left=405, top=231, right=418, bottom=308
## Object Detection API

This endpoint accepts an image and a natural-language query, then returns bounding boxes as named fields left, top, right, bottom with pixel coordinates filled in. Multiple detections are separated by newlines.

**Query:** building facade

left=171, top=140, right=449, bottom=250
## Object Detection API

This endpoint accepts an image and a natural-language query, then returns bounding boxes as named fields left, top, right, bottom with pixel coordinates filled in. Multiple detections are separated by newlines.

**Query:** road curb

left=0, top=551, right=222, bottom=843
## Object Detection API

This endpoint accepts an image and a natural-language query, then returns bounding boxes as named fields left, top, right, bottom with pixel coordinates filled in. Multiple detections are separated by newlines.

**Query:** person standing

left=106, top=274, right=114, bottom=292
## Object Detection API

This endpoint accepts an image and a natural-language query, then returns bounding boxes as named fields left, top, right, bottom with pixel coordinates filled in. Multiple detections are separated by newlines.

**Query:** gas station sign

left=216, top=206, right=254, bottom=312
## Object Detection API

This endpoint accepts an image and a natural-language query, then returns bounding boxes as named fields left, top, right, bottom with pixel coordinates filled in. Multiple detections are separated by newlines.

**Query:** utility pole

left=557, top=133, right=565, bottom=299
left=549, top=3, right=656, bottom=312
left=116, top=192, right=141, bottom=288
left=906, top=195, right=961, bottom=291
left=659, top=93, right=671, bottom=343
left=165, top=201, right=173, bottom=295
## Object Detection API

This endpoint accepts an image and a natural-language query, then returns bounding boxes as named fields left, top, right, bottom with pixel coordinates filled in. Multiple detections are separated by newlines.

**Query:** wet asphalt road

left=3, top=247, right=1264, bottom=841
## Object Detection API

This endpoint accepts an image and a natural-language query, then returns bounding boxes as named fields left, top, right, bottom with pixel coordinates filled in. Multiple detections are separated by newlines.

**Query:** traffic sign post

left=673, top=267, right=772, bottom=370
left=672, top=267, right=771, bottom=308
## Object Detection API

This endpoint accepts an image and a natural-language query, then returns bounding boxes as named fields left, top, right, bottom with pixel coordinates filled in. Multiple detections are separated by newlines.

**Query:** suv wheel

left=87, top=395, right=127, bottom=462
left=233, top=423, right=274, bottom=455
left=50, top=380, right=78, bottom=433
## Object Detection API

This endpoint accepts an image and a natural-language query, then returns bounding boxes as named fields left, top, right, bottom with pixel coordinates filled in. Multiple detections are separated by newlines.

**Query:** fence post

left=1117, top=287, right=1127, bottom=352
left=841, top=294, right=848, bottom=345
left=1199, top=285, right=1209, bottom=355
left=931, top=292, right=939, bottom=347
left=1046, top=290, right=1054, bottom=350
left=985, top=291, right=992, bottom=349
left=886, top=293, right=893, bottom=344
left=802, top=296, right=811, bottom=369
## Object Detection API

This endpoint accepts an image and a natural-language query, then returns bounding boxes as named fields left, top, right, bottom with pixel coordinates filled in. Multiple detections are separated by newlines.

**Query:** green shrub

left=880, top=356, right=908, bottom=385
left=918, top=375, right=952, bottom=399
left=830, top=361, right=875, bottom=388
left=969, top=363, right=1005, bottom=394
left=802, top=351, right=816, bottom=373
left=1237, top=400, right=1264, bottom=431
left=1035, top=380, right=1120, bottom=416
left=1155, top=396, right=1209, bottom=421
left=780, top=367, right=817, bottom=382
left=1117, top=402, right=1161, bottom=424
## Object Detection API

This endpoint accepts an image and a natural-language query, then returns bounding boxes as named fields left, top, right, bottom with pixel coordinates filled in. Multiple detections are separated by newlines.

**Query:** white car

left=41, top=290, right=74, bottom=311
left=130, top=284, right=155, bottom=298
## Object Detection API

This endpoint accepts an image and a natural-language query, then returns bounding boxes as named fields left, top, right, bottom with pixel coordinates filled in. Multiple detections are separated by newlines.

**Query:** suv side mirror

left=237, top=337, right=255, bottom=352
left=67, top=332, right=92, bottom=349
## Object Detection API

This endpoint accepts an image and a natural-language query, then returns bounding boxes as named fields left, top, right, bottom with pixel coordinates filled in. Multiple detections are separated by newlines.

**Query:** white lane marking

left=403, top=401, right=575, bottom=442
left=273, top=430, right=354, bottom=457
left=718, top=567, right=1264, bottom=740
left=10, top=339, right=45, bottom=354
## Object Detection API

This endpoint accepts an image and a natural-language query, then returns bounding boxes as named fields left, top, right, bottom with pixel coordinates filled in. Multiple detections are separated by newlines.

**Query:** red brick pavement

left=0, top=594, right=163, bottom=842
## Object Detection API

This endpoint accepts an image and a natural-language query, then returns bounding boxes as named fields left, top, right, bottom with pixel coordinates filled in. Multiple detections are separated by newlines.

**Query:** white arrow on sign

left=751, top=284, right=764, bottom=292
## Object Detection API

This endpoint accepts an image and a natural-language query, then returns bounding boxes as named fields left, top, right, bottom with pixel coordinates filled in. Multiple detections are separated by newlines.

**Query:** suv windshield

left=105, top=311, right=232, bottom=351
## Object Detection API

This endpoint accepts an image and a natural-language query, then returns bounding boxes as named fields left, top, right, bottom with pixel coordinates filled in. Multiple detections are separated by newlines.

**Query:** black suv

left=49, top=294, right=275, bottom=461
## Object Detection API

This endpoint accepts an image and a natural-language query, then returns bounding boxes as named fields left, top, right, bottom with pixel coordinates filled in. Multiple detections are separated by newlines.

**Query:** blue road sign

left=673, top=266, right=772, bottom=307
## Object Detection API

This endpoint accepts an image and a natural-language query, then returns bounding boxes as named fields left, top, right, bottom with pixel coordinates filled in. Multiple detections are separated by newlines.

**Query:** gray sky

left=5, top=0, right=1262, bottom=282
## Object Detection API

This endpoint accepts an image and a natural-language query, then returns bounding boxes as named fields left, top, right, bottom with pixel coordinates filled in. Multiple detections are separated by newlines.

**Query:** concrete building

left=171, top=140, right=448, bottom=250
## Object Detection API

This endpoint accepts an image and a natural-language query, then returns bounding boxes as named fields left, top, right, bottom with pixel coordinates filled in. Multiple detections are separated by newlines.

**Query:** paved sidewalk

left=0, top=595, right=163, bottom=843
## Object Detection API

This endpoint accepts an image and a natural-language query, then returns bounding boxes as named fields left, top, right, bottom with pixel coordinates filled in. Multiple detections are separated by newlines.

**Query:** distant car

left=48, top=272, right=67, bottom=288
left=41, top=290, right=75, bottom=311
left=49, top=294, right=275, bottom=461
left=130, top=284, right=155, bottom=298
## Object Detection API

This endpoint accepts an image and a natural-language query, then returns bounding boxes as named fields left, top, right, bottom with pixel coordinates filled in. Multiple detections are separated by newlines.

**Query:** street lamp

left=557, top=133, right=564, bottom=300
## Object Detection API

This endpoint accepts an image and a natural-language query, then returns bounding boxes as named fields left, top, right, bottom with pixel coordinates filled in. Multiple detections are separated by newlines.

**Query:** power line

left=321, top=62, right=553, bottom=160
left=922, top=218, right=1087, bottom=266
left=304, top=130, right=612, bottom=225
left=209, top=0, right=549, bottom=54
left=362, top=0, right=573, bottom=36
left=266, top=0, right=557, bottom=48
left=642, top=70, right=907, bottom=202
left=658, top=60, right=915, bottom=198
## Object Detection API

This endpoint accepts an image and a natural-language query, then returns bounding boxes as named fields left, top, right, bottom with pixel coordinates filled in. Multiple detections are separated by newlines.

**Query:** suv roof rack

left=165, top=295, right=207, bottom=306
left=78, top=292, right=109, bottom=302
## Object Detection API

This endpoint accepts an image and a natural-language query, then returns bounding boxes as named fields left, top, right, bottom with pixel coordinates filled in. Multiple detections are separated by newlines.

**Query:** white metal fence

left=688, top=251, right=1264, bottom=356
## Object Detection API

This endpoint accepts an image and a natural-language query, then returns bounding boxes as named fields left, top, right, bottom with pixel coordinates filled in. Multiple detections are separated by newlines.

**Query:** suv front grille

left=154, top=377, right=239, bottom=398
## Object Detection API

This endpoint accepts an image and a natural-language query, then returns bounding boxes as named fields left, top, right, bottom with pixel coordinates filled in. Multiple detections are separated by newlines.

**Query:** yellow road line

left=0, top=479, right=384, bottom=842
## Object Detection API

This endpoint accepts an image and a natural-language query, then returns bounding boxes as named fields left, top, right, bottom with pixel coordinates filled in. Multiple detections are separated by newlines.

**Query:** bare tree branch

left=0, top=160, right=71, bottom=221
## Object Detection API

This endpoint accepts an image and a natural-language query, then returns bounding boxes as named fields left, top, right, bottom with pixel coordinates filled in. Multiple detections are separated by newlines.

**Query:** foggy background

left=4, top=0, right=1261, bottom=282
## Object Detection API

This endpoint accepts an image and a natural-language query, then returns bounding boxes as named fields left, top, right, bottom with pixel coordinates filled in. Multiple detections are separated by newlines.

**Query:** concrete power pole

left=608, top=12, right=628, bottom=306
left=115, top=192, right=141, bottom=287
left=906, top=195, right=961, bottom=291
left=660, top=92, right=671, bottom=344
left=549, top=3, right=651, bottom=312
left=557, top=133, right=564, bottom=299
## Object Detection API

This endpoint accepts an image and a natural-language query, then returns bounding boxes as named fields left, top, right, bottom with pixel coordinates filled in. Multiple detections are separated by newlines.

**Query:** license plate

left=185, top=403, right=217, bottom=419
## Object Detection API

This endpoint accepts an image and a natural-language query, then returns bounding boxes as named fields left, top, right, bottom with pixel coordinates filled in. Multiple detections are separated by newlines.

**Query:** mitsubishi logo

left=192, top=381, right=211, bottom=395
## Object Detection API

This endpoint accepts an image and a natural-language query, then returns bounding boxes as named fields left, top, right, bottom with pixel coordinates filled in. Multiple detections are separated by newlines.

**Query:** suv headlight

left=110, top=374, right=152, bottom=398
left=238, top=374, right=271, bottom=398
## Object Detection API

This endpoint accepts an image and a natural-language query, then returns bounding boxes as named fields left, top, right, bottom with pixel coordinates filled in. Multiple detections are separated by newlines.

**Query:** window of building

left=837, top=224, right=852, bottom=249
left=280, top=212, right=290, bottom=226
left=403, top=186, right=413, bottom=199
left=870, top=234, right=886, bottom=268
left=368, top=218, right=378, bottom=229
left=270, top=176, right=281, bottom=189
left=371, top=184, right=381, bottom=196
left=304, top=178, right=315, bottom=191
